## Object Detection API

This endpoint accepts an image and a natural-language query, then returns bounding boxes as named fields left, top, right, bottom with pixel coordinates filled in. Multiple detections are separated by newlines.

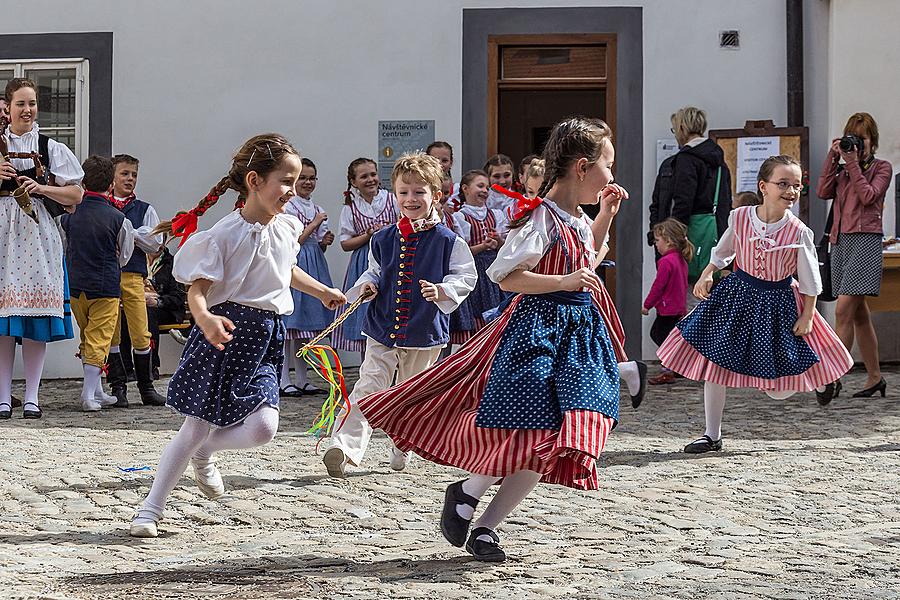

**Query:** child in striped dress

left=332, top=158, right=398, bottom=360
left=357, top=117, right=628, bottom=562
left=658, top=155, right=853, bottom=454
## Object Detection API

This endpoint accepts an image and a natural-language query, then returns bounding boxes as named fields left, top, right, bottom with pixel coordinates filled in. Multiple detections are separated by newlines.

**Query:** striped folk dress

left=458, top=206, right=506, bottom=335
left=358, top=202, right=620, bottom=491
left=658, top=206, right=852, bottom=391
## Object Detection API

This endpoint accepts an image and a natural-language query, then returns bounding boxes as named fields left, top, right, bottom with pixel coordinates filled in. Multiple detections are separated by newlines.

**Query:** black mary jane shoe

left=631, top=361, right=648, bottom=409
left=279, top=385, right=304, bottom=398
left=683, top=435, right=722, bottom=454
left=0, top=403, right=11, bottom=420
left=816, top=380, right=842, bottom=406
left=22, top=402, right=42, bottom=420
left=440, top=480, right=479, bottom=547
left=852, top=378, right=887, bottom=399
left=465, top=527, right=507, bottom=563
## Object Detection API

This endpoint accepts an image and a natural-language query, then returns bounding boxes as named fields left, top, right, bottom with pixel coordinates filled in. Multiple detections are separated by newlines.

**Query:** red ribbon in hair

left=491, top=184, right=543, bottom=220
left=170, top=193, right=219, bottom=247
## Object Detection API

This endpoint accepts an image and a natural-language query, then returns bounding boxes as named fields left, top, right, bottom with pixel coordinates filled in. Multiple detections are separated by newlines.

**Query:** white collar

left=685, top=136, right=706, bottom=148
left=542, top=198, right=593, bottom=245
left=460, top=203, right=488, bottom=218
left=351, top=187, right=387, bottom=206
left=5, top=123, right=40, bottom=140
left=749, top=205, right=791, bottom=236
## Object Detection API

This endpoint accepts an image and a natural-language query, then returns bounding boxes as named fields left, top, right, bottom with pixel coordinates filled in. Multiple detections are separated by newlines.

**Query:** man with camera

left=816, top=112, right=893, bottom=402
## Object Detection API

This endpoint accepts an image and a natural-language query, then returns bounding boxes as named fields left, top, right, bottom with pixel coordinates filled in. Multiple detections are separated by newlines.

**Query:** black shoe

left=816, top=380, right=842, bottom=406
left=852, top=377, right=887, bottom=398
left=465, top=527, right=506, bottom=562
left=631, top=361, right=648, bottom=409
left=684, top=435, right=722, bottom=454
left=22, top=402, right=42, bottom=419
left=107, top=352, right=129, bottom=407
left=134, top=352, right=166, bottom=406
left=0, top=403, right=10, bottom=420
left=440, top=480, right=479, bottom=547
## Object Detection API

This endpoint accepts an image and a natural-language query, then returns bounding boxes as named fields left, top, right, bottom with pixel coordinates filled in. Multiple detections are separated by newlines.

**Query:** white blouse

left=487, top=199, right=597, bottom=283
left=339, top=188, right=394, bottom=242
left=457, top=204, right=509, bottom=240
left=4, top=124, right=84, bottom=186
left=445, top=211, right=472, bottom=241
left=173, top=211, right=303, bottom=314
left=285, top=195, right=329, bottom=242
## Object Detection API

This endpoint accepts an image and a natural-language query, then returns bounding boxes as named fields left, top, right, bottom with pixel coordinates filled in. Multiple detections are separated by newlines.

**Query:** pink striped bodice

left=349, top=193, right=398, bottom=235
left=461, top=209, right=498, bottom=245
left=732, top=206, right=804, bottom=282
left=532, top=207, right=594, bottom=277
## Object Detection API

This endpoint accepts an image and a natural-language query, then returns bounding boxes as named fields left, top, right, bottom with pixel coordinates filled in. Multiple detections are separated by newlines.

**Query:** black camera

left=839, top=134, right=865, bottom=153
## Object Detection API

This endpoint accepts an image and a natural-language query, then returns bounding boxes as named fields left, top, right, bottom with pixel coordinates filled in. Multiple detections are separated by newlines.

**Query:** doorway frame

left=486, top=33, right=617, bottom=158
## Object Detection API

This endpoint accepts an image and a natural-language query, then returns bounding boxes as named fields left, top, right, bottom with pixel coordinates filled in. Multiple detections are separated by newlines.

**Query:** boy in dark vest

left=323, top=153, right=476, bottom=478
left=62, top=156, right=135, bottom=412
left=106, top=154, right=166, bottom=407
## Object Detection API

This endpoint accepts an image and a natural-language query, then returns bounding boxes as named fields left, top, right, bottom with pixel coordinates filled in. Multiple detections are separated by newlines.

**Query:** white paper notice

left=656, top=139, right=680, bottom=172
left=736, top=136, right=780, bottom=192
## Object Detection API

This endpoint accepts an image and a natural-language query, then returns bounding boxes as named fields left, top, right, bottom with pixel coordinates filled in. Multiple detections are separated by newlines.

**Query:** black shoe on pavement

left=465, top=527, right=506, bottom=562
left=683, top=435, right=722, bottom=454
left=440, top=480, right=479, bottom=547
left=22, top=402, right=42, bottom=419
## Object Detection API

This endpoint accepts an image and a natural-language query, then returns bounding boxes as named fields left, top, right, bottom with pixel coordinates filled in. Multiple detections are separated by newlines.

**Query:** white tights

left=459, top=470, right=543, bottom=540
left=703, top=381, right=726, bottom=441
left=280, top=340, right=308, bottom=388
left=137, top=405, right=279, bottom=520
left=0, top=337, right=47, bottom=408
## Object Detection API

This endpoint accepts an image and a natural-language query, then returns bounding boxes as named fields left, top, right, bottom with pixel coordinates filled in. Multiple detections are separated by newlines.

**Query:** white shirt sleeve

left=117, top=219, right=135, bottom=267
left=709, top=210, right=737, bottom=270
left=134, top=205, right=164, bottom=254
left=315, top=204, right=330, bottom=242
left=492, top=208, right=509, bottom=236
left=487, top=206, right=553, bottom=283
left=173, top=231, right=224, bottom=284
left=454, top=216, right=472, bottom=241
left=46, top=138, right=85, bottom=186
left=434, top=237, right=477, bottom=314
left=346, top=243, right=381, bottom=302
left=797, top=227, right=823, bottom=296
left=339, top=205, right=356, bottom=242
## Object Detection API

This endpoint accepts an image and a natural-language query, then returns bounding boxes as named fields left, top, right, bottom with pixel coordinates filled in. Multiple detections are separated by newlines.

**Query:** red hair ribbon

left=491, top=184, right=543, bottom=220
left=170, top=194, right=217, bottom=247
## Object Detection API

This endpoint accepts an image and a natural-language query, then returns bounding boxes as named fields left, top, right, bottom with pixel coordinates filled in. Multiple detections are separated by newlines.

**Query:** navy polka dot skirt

left=167, top=302, right=285, bottom=427
left=476, top=291, right=620, bottom=429
left=677, top=269, right=819, bottom=379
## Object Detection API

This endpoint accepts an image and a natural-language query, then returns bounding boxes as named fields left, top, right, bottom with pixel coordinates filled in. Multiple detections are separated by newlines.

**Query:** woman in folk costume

left=357, top=117, right=628, bottom=563
left=658, top=155, right=853, bottom=454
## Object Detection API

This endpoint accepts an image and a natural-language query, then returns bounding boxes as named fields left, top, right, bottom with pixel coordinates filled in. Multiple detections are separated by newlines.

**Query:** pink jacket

left=816, top=154, right=893, bottom=243
left=644, top=249, right=688, bottom=316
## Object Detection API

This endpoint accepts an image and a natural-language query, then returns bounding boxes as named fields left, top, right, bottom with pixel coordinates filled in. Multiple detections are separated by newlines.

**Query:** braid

left=154, top=175, right=233, bottom=236
left=536, top=171, right=558, bottom=200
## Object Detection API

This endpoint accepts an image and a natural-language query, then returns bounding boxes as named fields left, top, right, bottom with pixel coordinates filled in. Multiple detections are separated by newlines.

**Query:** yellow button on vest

left=399, top=263, right=405, bottom=269
left=390, top=334, right=396, bottom=339
left=394, top=325, right=400, bottom=330
left=397, top=280, right=402, bottom=285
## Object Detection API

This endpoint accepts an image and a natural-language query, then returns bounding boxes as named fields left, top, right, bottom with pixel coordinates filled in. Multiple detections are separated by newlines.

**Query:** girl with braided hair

left=356, top=117, right=629, bottom=562
left=130, top=134, right=346, bottom=538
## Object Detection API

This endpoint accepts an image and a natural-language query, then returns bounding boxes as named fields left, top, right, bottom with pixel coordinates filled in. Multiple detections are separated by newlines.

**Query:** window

left=0, top=59, right=89, bottom=159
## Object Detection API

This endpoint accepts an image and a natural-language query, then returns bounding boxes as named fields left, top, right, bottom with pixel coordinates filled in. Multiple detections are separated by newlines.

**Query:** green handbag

left=687, top=166, right=722, bottom=282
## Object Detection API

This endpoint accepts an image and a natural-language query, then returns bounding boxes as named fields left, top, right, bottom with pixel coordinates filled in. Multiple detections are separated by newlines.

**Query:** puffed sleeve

left=173, top=232, right=224, bottom=285
left=492, top=208, right=510, bottom=235
left=487, top=206, right=554, bottom=283
left=709, top=210, right=737, bottom=270
left=434, top=237, right=477, bottom=314
left=315, top=204, right=330, bottom=242
left=339, top=205, right=356, bottom=242
left=455, top=215, right=472, bottom=241
left=346, top=242, right=381, bottom=302
left=46, top=138, right=84, bottom=186
left=797, top=227, right=823, bottom=296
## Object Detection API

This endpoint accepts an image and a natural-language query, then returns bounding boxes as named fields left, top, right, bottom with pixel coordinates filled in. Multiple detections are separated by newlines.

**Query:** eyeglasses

left=298, top=176, right=318, bottom=183
left=767, top=181, right=803, bottom=192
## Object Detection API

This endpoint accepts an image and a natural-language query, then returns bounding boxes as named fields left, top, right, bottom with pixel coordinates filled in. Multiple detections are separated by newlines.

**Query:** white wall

left=4, top=0, right=790, bottom=375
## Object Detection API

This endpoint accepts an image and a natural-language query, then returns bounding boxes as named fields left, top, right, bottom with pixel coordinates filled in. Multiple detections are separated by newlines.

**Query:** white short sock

left=619, top=361, right=639, bottom=396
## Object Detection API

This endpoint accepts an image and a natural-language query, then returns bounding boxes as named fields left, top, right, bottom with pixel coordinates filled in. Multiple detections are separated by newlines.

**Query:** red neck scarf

left=109, top=193, right=135, bottom=211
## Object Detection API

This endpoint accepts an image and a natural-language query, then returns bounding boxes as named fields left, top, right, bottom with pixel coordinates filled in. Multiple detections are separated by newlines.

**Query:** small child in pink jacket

left=643, top=219, right=692, bottom=385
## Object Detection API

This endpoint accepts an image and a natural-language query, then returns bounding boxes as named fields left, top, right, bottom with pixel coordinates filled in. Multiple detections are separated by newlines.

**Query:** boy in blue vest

left=106, top=154, right=166, bottom=407
left=323, top=153, right=477, bottom=478
left=62, top=156, right=135, bottom=412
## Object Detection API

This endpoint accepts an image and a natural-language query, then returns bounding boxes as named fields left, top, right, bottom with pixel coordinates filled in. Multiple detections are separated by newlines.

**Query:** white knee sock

left=457, top=474, right=501, bottom=520
left=280, top=341, right=292, bottom=387
left=135, top=418, right=211, bottom=523
left=472, top=470, right=542, bottom=538
left=293, top=350, right=308, bottom=388
left=21, top=339, right=46, bottom=407
left=703, top=381, right=726, bottom=441
left=0, top=337, right=15, bottom=407
left=619, top=361, right=639, bottom=396
left=94, top=375, right=117, bottom=403
left=193, top=405, right=279, bottom=460
left=82, top=364, right=101, bottom=401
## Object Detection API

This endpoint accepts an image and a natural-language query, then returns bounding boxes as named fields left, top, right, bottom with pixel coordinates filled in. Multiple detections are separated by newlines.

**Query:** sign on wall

left=377, top=120, right=435, bottom=185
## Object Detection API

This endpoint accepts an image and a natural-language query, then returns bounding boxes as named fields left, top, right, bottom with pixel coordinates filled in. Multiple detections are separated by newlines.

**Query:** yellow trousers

left=111, top=271, right=152, bottom=351
left=70, top=293, right=120, bottom=368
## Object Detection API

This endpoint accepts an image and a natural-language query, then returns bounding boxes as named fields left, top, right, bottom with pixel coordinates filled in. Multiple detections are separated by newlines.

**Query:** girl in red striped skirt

left=357, top=117, right=628, bottom=562
left=658, top=155, right=852, bottom=454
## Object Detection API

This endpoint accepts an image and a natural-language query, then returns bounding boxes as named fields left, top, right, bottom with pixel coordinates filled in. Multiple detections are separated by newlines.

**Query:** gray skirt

left=831, top=232, right=883, bottom=296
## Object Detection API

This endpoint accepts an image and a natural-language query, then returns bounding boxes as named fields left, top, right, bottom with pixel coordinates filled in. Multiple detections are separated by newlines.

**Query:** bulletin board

left=709, top=120, right=810, bottom=222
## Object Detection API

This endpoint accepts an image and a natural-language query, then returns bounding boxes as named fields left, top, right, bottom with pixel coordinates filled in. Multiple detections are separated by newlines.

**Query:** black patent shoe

left=0, top=403, right=11, bottom=420
left=465, top=527, right=506, bottom=562
left=631, top=361, right=648, bottom=409
left=683, top=435, right=722, bottom=454
left=22, top=402, right=42, bottom=419
left=440, top=480, right=479, bottom=547
left=852, top=378, right=887, bottom=398
left=816, top=380, right=842, bottom=406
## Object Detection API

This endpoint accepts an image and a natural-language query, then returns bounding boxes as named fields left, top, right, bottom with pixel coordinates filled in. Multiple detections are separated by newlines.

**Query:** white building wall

left=5, top=0, right=790, bottom=376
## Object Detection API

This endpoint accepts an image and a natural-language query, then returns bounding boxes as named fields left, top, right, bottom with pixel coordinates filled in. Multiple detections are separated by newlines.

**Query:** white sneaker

left=322, top=447, right=348, bottom=478
left=191, top=457, right=225, bottom=499
left=388, top=446, right=411, bottom=472
left=81, top=397, right=101, bottom=412
left=129, top=517, right=158, bottom=538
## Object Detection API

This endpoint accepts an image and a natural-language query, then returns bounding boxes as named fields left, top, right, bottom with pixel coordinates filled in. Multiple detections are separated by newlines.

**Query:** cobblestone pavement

left=0, top=364, right=898, bottom=600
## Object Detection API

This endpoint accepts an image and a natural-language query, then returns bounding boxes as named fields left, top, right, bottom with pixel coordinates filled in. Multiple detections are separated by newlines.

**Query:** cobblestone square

left=1, top=366, right=898, bottom=599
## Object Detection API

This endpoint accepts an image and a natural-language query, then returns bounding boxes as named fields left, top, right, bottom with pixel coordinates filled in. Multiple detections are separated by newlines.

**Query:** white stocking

left=280, top=341, right=292, bottom=387
left=618, top=361, right=639, bottom=396
left=472, top=470, right=542, bottom=538
left=456, top=474, right=501, bottom=520
left=21, top=339, right=46, bottom=407
left=0, top=337, right=15, bottom=407
left=193, top=405, right=279, bottom=459
left=703, top=381, right=726, bottom=441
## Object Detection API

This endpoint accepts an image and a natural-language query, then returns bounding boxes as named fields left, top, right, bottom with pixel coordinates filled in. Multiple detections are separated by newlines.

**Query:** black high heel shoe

left=816, top=380, right=842, bottom=406
left=851, top=377, right=887, bottom=398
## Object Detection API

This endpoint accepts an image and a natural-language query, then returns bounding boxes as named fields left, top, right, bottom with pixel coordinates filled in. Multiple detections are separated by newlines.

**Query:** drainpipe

left=786, top=0, right=804, bottom=126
